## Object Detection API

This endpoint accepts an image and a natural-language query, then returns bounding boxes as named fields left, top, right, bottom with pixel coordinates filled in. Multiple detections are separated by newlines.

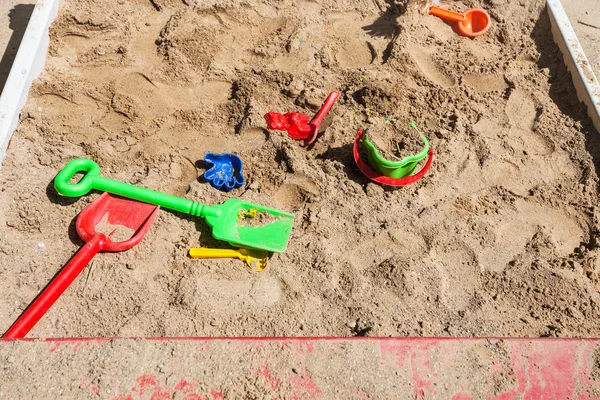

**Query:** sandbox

left=1, top=0, right=600, bottom=343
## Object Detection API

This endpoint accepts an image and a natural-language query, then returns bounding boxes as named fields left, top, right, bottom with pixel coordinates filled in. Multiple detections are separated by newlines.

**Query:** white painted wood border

left=547, top=0, right=600, bottom=132
left=0, top=0, right=59, bottom=168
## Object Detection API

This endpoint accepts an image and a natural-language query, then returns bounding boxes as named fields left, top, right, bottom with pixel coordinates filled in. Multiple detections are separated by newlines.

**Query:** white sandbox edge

left=547, top=0, right=600, bottom=133
left=0, top=0, right=59, bottom=169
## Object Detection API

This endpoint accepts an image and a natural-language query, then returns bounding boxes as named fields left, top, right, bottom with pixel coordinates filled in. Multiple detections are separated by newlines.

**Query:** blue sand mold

left=203, top=152, right=245, bottom=191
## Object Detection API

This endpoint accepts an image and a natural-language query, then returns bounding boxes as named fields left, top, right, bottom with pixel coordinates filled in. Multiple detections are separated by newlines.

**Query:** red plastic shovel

left=304, top=91, right=340, bottom=146
left=264, top=91, right=340, bottom=146
left=2, top=193, right=159, bottom=338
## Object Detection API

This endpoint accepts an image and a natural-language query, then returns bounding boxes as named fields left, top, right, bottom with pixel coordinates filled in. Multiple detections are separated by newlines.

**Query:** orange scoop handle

left=428, top=6, right=466, bottom=22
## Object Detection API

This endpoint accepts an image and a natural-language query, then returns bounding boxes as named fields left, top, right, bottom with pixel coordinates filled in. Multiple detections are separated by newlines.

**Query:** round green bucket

left=361, top=135, right=430, bottom=179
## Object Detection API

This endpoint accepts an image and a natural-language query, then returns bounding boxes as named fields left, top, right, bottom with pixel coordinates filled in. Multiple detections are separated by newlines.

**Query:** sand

left=0, top=0, right=599, bottom=339
left=95, top=214, right=136, bottom=242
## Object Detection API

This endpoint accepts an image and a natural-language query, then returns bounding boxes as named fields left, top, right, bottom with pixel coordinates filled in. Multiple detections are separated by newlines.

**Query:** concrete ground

left=1, top=337, right=600, bottom=398
left=0, top=0, right=35, bottom=95
left=562, top=0, right=600, bottom=74
left=0, top=0, right=599, bottom=397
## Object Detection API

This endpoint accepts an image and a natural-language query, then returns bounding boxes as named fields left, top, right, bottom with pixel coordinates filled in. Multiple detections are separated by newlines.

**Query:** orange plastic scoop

left=428, top=6, right=490, bottom=38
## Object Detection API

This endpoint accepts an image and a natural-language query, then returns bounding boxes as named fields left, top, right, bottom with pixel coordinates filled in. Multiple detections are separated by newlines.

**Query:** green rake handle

left=54, top=158, right=221, bottom=219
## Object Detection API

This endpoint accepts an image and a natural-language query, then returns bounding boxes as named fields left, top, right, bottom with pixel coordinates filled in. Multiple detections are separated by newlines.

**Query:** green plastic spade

left=54, top=159, right=294, bottom=253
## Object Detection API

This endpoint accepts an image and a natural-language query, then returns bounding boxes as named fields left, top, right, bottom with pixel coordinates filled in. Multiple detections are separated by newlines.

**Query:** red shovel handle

left=3, top=234, right=104, bottom=338
left=304, top=92, right=340, bottom=146
left=310, top=92, right=339, bottom=129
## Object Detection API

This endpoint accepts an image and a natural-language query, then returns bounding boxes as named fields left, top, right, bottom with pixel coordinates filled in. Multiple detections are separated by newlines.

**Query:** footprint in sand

left=58, top=34, right=124, bottom=66
left=166, top=156, right=198, bottom=197
left=142, top=125, right=267, bottom=159
left=238, top=128, right=269, bottom=152
left=335, top=39, right=373, bottom=68
left=192, top=81, right=233, bottom=105
left=253, top=3, right=278, bottom=18
left=329, top=263, right=365, bottom=298
left=114, top=73, right=167, bottom=119
left=505, top=89, right=552, bottom=155
left=274, top=183, right=307, bottom=210
left=348, top=232, right=398, bottom=271
left=506, top=89, right=537, bottom=130
left=470, top=116, right=565, bottom=196
left=193, top=275, right=282, bottom=313
left=462, top=74, right=508, bottom=92
left=273, top=175, right=319, bottom=211
left=407, top=44, right=455, bottom=88
left=52, top=16, right=122, bottom=65
left=116, top=73, right=233, bottom=116
left=348, top=227, right=428, bottom=271
left=365, top=230, right=429, bottom=297
left=328, top=12, right=385, bottom=68
left=34, top=91, right=105, bottom=142
left=430, top=244, right=480, bottom=311
left=158, top=9, right=226, bottom=73
left=476, top=200, right=584, bottom=272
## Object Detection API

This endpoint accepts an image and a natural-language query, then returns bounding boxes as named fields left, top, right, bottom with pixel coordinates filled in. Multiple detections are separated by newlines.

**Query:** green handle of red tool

left=53, top=158, right=221, bottom=220
left=2, top=234, right=103, bottom=338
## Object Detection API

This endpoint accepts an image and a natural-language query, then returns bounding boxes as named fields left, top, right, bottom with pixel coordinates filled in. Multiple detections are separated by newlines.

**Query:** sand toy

left=54, top=159, right=294, bottom=253
left=354, top=129, right=434, bottom=187
left=3, top=193, right=158, bottom=338
left=189, top=247, right=269, bottom=272
left=265, top=111, right=311, bottom=140
left=428, top=6, right=490, bottom=38
left=203, top=152, right=245, bottom=191
left=265, top=91, right=340, bottom=146
left=362, top=127, right=430, bottom=179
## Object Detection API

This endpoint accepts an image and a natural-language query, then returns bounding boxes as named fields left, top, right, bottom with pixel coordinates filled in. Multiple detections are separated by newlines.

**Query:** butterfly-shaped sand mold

left=203, top=152, right=245, bottom=191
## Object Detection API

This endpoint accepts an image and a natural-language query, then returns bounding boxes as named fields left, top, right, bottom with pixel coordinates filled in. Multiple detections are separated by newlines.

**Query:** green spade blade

left=203, top=199, right=294, bottom=252
left=54, top=158, right=294, bottom=252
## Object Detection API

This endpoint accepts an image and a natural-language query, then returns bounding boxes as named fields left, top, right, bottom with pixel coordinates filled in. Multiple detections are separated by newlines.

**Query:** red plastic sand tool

left=265, top=91, right=340, bottom=146
left=264, top=112, right=311, bottom=139
left=3, top=193, right=159, bottom=338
